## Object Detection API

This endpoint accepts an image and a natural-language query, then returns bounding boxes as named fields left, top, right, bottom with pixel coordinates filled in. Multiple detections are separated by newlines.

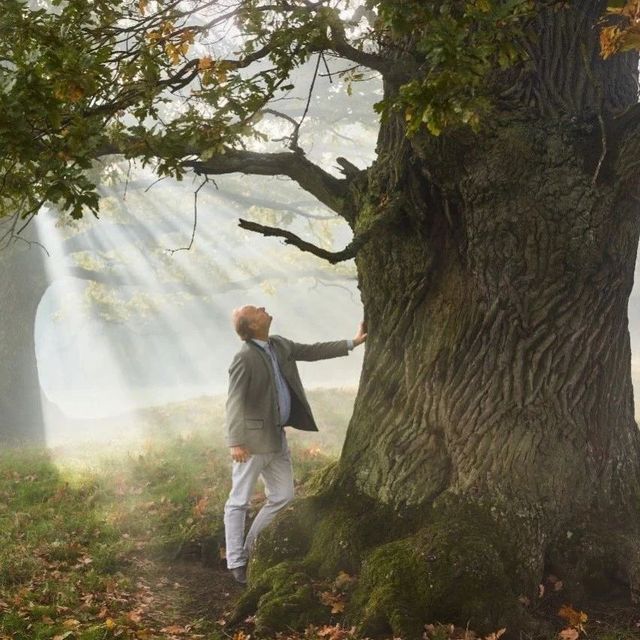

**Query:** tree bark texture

left=240, top=2, right=640, bottom=637
left=0, top=233, right=48, bottom=445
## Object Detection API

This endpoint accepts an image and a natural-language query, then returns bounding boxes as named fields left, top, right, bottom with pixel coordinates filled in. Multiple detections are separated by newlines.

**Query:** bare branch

left=166, top=175, right=210, bottom=254
left=324, top=12, right=394, bottom=76
left=238, top=218, right=366, bottom=264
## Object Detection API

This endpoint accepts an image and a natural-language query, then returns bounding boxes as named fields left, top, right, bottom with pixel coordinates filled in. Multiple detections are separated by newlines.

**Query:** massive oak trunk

left=234, top=2, right=640, bottom=636
left=0, top=232, right=48, bottom=444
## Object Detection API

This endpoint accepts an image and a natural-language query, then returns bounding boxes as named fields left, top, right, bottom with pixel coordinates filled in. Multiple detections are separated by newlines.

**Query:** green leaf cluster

left=372, top=0, right=535, bottom=135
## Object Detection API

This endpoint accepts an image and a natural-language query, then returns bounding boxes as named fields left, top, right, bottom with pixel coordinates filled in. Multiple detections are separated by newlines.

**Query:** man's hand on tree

left=353, top=321, right=368, bottom=347
left=230, top=445, right=251, bottom=463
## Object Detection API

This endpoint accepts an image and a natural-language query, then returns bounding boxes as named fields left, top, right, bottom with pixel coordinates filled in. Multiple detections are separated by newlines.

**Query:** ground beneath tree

left=126, top=552, right=245, bottom=638
left=123, top=548, right=640, bottom=640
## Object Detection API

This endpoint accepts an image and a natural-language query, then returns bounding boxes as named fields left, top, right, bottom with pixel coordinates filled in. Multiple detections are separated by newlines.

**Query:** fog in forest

left=27, top=54, right=378, bottom=448
left=20, top=47, right=640, bottom=450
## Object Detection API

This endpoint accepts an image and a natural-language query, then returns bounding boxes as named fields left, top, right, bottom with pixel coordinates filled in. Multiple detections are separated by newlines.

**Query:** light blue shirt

left=252, top=338, right=354, bottom=426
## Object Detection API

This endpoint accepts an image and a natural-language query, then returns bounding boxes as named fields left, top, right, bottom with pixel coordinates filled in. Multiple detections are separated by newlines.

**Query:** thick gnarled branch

left=184, top=150, right=354, bottom=220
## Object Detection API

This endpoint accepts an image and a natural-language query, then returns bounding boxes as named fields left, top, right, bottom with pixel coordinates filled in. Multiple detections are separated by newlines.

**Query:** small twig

left=15, top=209, right=40, bottom=236
left=262, top=108, right=299, bottom=129
left=123, top=159, right=133, bottom=200
left=13, top=235, right=51, bottom=257
left=299, top=52, right=322, bottom=133
left=318, top=63, right=359, bottom=79
left=238, top=217, right=368, bottom=264
left=320, top=51, right=333, bottom=84
left=144, top=175, right=169, bottom=192
left=166, top=176, right=209, bottom=254
left=311, top=276, right=355, bottom=301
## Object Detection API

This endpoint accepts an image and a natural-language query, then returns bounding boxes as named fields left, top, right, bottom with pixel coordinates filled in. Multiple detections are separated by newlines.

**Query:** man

left=223, top=304, right=366, bottom=584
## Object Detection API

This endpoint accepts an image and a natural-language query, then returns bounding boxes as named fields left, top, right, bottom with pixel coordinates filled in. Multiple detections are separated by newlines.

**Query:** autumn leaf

left=558, top=604, right=588, bottom=630
left=484, top=629, right=506, bottom=640
left=193, top=495, right=209, bottom=517
left=198, top=56, right=214, bottom=71
left=334, top=571, right=356, bottom=590
left=319, top=590, right=346, bottom=614
left=62, top=619, right=81, bottom=628
left=161, top=624, right=188, bottom=634
left=128, top=609, right=143, bottom=624
left=559, top=629, right=580, bottom=640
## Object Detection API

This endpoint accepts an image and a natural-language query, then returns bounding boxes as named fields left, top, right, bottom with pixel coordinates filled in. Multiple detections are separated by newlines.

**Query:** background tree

left=4, top=0, right=640, bottom=635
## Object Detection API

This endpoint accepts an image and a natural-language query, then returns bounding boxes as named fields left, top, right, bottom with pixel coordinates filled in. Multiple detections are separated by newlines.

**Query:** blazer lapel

left=246, top=340, right=276, bottom=385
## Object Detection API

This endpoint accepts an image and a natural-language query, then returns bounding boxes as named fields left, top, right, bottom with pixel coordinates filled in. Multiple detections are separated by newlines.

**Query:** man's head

left=232, top=305, right=272, bottom=341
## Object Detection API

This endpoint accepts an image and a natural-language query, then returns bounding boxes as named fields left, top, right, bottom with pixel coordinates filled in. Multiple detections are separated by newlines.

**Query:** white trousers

left=223, top=430, right=295, bottom=569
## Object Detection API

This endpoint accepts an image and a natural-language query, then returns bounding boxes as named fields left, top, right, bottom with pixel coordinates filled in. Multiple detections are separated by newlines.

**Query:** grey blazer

left=224, top=335, right=350, bottom=454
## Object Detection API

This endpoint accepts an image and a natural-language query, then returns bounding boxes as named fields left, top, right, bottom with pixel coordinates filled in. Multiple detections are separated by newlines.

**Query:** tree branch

left=184, top=150, right=354, bottom=220
left=238, top=218, right=367, bottom=264
left=324, top=11, right=395, bottom=76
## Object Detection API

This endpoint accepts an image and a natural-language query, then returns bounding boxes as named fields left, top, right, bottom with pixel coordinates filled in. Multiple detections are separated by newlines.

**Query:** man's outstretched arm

left=289, top=322, right=367, bottom=361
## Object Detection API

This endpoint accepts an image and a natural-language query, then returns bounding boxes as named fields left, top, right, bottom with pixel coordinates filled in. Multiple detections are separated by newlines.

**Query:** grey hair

left=232, top=307, right=254, bottom=341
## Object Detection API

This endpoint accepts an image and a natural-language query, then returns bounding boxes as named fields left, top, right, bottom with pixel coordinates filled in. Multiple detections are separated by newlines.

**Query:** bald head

left=232, top=305, right=272, bottom=341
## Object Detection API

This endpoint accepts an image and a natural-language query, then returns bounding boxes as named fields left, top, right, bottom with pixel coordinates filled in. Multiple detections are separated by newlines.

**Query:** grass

left=2, top=388, right=640, bottom=640
left=0, top=388, right=355, bottom=640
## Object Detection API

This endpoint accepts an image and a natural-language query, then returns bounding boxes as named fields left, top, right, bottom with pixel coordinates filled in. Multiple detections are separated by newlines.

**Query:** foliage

left=600, top=1, right=640, bottom=57
left=0, top=0, right=596, bottom=228
left=371, top=0, right=535, bottom=135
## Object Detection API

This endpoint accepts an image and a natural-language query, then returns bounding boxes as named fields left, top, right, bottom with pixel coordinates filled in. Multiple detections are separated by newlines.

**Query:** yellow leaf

left=63, top=619, right=81, bottom=628
left=138, top=0, right=148, bottom=14
left=105, top=618, right=116, bottom=629
left=198, top=56, right=213, bottom=71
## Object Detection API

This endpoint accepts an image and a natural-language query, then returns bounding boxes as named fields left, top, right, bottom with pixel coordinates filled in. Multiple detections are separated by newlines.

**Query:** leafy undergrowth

left=2, top=389, right=640, bottom=640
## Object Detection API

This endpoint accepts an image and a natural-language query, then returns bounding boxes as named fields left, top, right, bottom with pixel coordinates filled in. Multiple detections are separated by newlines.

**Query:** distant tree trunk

left=0, top=232, right=48, bottom=445
left=237, top=3, right=640, bottom=637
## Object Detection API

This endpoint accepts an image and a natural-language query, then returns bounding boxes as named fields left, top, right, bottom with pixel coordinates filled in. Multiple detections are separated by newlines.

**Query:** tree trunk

left=0, top=232, right=49, bottom=445
left=234, top=2, right=640, bottom=636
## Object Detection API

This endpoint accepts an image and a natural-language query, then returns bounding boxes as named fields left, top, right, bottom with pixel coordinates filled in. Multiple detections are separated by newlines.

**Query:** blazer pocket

left=246, top=419, right=264, bottom=430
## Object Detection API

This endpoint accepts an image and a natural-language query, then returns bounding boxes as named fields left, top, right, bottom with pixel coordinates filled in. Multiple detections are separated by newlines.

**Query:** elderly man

left=223, top=304, right=366, bottom=584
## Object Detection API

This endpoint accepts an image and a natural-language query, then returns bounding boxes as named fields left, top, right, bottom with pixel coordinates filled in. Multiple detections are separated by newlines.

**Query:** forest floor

left=1, top=389, right=640, bottom=640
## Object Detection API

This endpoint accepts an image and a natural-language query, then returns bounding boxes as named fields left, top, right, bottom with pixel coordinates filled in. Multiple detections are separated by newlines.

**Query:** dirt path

left=125, top=553, right=245, bottom=638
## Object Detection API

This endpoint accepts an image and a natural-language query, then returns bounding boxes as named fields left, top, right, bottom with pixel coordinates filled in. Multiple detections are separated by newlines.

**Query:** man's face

left=243, top=305, right=272, bottom=335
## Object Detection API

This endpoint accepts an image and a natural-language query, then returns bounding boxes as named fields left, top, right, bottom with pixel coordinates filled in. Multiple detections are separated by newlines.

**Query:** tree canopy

left=2, top=0, right=593, bottom=249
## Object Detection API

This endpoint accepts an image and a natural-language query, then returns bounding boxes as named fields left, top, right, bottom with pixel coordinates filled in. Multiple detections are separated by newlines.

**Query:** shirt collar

left=251, top=338, right=269, bottom=349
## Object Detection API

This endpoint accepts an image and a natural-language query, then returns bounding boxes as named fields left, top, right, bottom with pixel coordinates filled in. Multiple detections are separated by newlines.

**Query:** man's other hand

left=230, top=445, right=251, bottom=463
left=353, top=321, right=367, bottom=347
